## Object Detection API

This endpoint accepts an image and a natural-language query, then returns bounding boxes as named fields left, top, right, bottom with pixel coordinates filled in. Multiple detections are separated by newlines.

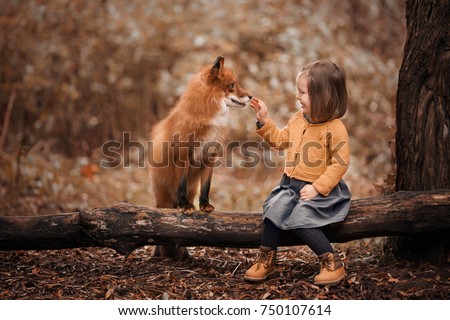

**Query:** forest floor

left=0, top=241, right=448, bottom=300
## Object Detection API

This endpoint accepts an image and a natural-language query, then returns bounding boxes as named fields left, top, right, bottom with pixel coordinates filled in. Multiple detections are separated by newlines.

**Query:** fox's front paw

left=200, top=203, right=215, bottom=213
left=179, top=203, right=196, bottom=215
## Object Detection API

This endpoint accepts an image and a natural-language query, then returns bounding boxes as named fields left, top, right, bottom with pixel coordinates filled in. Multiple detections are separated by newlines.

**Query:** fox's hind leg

left=152, top=181, right=190, bottom=259
left=155, top=166, right=200, bottom=259
left=153, top=245, right=190, bottom=260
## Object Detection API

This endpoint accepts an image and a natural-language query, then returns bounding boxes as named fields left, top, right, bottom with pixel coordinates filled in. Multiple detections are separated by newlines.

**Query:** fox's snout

left=225, top=81, right=252, bottom=108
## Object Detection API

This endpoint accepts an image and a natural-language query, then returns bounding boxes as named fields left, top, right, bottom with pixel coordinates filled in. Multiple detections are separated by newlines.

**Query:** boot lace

left=320, top=253, right=344, bottom=271
left=320, top=259, right=334, bottom=271
left=254, top=250, right=270, bottom=270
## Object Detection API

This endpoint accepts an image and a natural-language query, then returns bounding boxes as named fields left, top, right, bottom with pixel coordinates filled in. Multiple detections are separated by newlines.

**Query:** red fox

left=149, top=56, right=251, bottom=258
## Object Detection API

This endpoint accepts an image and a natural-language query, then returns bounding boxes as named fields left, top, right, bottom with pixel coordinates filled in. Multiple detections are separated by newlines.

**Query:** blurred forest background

left=0, top=0, right=405, bottom=216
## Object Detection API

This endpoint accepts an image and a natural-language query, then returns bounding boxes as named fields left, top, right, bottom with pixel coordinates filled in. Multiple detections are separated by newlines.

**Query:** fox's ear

left=210, top=56, right=225, bottom=78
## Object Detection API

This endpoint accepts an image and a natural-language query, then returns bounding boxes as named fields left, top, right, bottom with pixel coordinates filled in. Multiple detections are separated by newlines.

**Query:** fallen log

left=0, top=190, right=449, bottom=255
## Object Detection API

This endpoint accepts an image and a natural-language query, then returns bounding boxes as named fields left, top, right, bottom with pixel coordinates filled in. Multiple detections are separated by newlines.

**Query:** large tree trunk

left=391, top=0, right=450, bottom=262
left=0, top=190, right=449, bottom=256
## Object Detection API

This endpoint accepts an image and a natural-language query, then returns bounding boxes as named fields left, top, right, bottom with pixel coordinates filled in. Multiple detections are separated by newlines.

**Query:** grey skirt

left=262, top=174, right=351, bottom=230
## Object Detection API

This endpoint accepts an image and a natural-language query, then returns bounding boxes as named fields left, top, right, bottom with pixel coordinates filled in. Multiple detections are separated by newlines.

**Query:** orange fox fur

left=150, top=56, right=251, bottom=214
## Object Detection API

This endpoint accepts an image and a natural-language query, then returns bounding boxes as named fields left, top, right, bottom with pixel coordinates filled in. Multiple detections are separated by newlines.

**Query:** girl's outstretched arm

left=250, top=97, right=294, bottom=151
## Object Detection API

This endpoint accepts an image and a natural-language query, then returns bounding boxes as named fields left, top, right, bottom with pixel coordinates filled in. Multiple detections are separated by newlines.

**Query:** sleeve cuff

left=312, top=182, right=331, bottom=197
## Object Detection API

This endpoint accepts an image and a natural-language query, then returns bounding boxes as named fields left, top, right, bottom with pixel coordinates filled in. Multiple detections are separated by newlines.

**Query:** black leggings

left=262, top=219, right=333, bottom=256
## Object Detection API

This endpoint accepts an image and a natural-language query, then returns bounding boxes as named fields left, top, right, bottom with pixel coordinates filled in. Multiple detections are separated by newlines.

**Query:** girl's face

left=296, top=74, right=311, bottom=116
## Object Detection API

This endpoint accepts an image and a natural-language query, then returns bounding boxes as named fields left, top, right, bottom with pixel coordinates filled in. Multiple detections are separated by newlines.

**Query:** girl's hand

left=300, top=184, right=319, bottom=201
left=249, top=97, right=269, bottom=123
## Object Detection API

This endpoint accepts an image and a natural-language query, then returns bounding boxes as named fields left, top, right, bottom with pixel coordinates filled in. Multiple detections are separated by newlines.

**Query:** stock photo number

left=260, top=304, right=331, bottom=316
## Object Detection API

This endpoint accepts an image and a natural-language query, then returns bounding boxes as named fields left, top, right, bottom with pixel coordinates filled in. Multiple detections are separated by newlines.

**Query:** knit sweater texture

left=256, top=111, right=350, bottom=196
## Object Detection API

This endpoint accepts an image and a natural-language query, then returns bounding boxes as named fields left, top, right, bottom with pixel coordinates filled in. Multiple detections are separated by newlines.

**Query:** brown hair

left=298, top=60, right=348, bottom=123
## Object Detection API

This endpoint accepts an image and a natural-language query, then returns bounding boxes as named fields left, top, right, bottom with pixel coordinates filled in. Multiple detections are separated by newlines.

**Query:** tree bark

left=392, top=0, right=450, bottom=262
left=0, top=190, right=449, bottom=256
left=396, top=0, right=450, bottom=190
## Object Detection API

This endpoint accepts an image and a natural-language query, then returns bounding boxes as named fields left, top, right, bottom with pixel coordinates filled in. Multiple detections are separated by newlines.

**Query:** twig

left=0, top=88, right=16, bottom=152
left=231, top=262, right=242, bottom=276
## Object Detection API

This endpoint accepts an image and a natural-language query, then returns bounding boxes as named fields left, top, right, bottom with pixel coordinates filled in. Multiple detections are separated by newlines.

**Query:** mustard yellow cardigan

left=257, top=111, right=350, bottom=196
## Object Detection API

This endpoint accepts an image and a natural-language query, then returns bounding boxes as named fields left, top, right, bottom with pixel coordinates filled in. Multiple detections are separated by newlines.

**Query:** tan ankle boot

left=314, top=252, right=346, bottom=286
left=244, top=246, right=277, bottom=282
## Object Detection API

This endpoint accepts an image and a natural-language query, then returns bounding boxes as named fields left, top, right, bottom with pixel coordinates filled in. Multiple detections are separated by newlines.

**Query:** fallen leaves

left=0, top=245, right=448, bottom=300
left=105, top=286, right=115, bottom=299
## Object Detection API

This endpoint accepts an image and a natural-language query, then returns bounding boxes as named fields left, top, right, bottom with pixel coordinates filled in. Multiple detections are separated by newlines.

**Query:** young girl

left=245, top=60, right=351, bottom=286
